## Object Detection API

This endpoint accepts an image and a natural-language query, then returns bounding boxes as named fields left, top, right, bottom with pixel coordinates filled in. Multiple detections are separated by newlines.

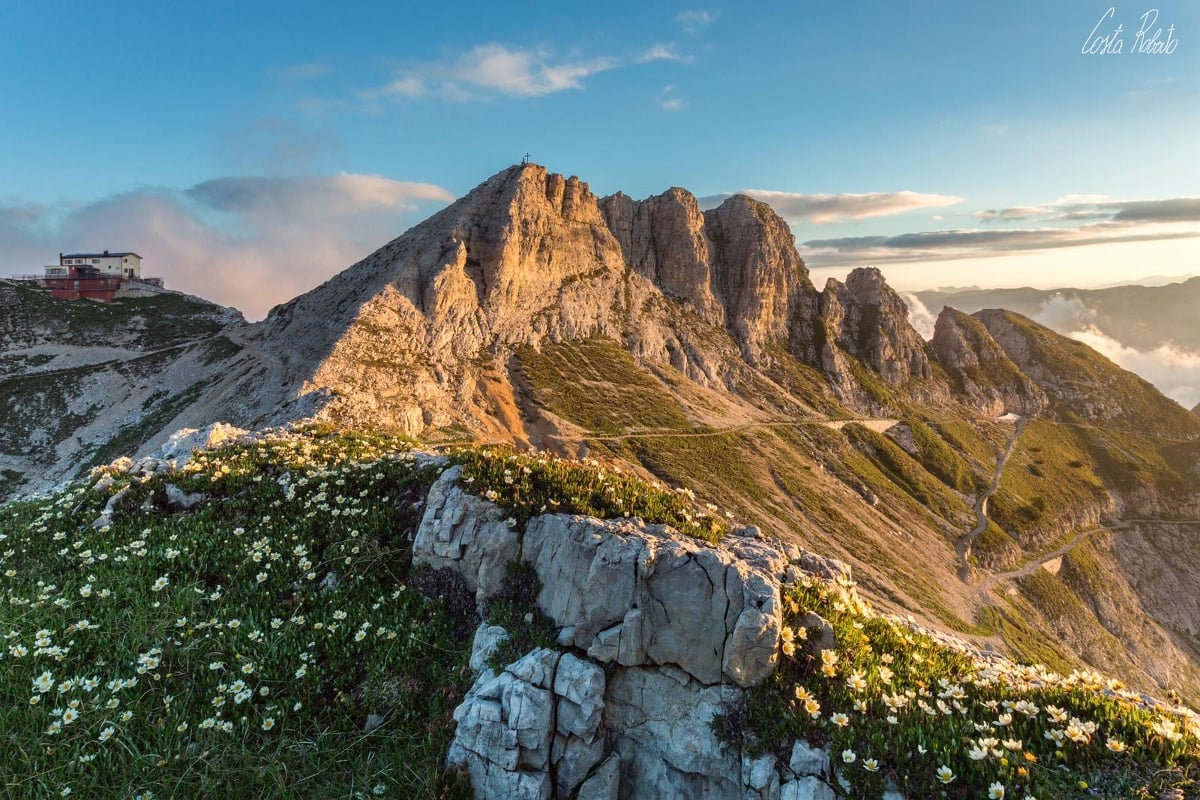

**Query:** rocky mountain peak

left=599, top=185, right=723, bottom=325
left=930, top=306, right=1048, bottom=416
left=818, top=267, right=932, bottom=386
left=975, top=308, right=1200, bottom=436
left=702, top=194, right=817, bottom=364
left=239, top=164, right=835, bottom=436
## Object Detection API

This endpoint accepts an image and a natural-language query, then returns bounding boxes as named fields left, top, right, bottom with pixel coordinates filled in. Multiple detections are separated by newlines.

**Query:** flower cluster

left=454, top=447, right=729, bottom=542
left=732, top=576, right=1200, bottom=799
left=0, top=428, right=471, bottom=798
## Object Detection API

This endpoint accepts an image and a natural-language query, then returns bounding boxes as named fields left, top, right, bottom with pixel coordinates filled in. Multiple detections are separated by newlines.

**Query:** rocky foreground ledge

left=414, top=465, right=858, bottom=800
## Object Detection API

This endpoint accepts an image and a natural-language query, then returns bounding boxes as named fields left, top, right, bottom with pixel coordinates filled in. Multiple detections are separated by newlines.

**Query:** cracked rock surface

left=420, top=466, right=860, bottom=799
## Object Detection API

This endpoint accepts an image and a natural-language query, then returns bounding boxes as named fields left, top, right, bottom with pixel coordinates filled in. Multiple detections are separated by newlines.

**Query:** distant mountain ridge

left=3, top=164, right=1200, bottom=707
left=914, top=279, right=1200, bottom=353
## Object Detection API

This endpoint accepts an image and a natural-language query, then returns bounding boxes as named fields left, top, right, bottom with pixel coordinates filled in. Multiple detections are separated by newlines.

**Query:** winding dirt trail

left=955, top=416, right=1028, bottom=582
left=972, top=517, right=1200, bottom=602
left=566, top=417, right=900, bottom=443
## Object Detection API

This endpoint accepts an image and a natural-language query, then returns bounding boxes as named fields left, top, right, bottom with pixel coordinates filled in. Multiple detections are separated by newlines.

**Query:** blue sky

left=2, top=1, right=1199, bottom=319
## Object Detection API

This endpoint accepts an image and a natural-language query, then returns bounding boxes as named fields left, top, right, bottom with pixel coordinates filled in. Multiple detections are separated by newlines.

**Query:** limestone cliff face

left=206, top=166, right=1067, bottom=437
left=600, top=188, right=724, bottom=326
left=248, top=165, right=632, bottom=436
left=701, top=195, right=819, bottom=365
left=812, top=267, right=941, bottom=411
left=930, top=306, right=1049, bottom=417
left=232, top=164, right=840, bottom=436
left=822, top=268, right=932, bottom=384
left=414, top=465, right=856, bottom=800
left=8, top=164, right=972, bottom=492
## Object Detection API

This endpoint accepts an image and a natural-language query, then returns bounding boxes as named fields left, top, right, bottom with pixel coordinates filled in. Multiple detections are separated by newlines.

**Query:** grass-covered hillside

left=0, top=426, right=730, bottom=798
left=0, top=282, right=247, bottom=500
left=2, top=426, right=1198, bottom=798
left=978, top=309, right=1200, bottom=439
left=727, top=577, right=1200, bottom=799
left=0, top=280, right=241, bottom=357
left=0, top=428, right=477, bottom=798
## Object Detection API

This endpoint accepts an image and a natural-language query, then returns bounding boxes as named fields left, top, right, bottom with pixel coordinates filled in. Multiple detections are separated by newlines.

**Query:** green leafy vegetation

left=514, top=337, right=691, bottom=433
left=761, top=339, right=847, bottom=416
left=970, top=520, right=1022, bottom=570
left=843, top=424, right=971, bottom=526
left=0, top=351, right=55, bottom=378
left=626, top=429, right=780, bottom=517
left=481, top=562, right=558, bottom=670
left=453, top=447, right=729, bottom=542
left=904, top=418, right=987, bottom=495
left=926, top=415, right=1010, bottom=472
left=722, top=576, right=1200, bottom=799
left=990, top=421, right=1109, bottom=545
left=0, top=280, right=237, bottom=351
left=199, top=335, right=243, bottom=365
left=0, top=428, right=476, bottom=799
left=996, top=310, right=1200, bottom=438
left=844, top=358, right=896, bottom=411
left=0, top=364, right=98, bottom=452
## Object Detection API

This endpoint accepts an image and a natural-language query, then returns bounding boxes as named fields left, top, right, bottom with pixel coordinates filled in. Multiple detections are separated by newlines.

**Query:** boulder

left=787, top=741, right=830, bottom=779
left=158, top=423, right=248, bottom=468
left=780, top=776, right=836, bottom=800
left=450, top=648, right=609, bottom=800
left=413, top=466, right=520, bottom=604
left=469, top=624, right=511, bottom=672
left=520, top=513, right=783, bottom=687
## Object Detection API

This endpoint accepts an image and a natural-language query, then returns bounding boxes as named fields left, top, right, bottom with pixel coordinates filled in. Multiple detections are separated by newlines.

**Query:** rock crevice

left=414, top=465, right=854, bottom=799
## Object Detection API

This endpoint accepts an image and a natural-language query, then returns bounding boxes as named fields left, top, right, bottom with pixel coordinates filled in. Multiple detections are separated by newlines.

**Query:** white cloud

left=452, top=45, right=612, bottom=96
left=371, top=76, right=425, bottom=98
left=0, top=175, right=455, bottom=322
left=676, top=10, right=715, bottom=34
left=1032, top=294, right=1094, bottom=331
left=1066, top=326, right=1200, bottom=409
left=901, top=292, right=938, bottom=340
left=363, top=41, right=683, bottom=102
left=701, top=189, right=964, bottom=224
left=639, top=43, right=688, bottom=63
left=1027, top=294, right=1199, bottom=408
left=188, top=174, right=452, bottom=218
left=657, top=84, right=684, bottom=111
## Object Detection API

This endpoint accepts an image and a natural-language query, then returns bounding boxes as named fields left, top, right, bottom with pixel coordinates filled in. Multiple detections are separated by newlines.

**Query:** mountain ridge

left=3, top=163, right=1200, bottom=711
left=913, top=279, right=1200, bottom=354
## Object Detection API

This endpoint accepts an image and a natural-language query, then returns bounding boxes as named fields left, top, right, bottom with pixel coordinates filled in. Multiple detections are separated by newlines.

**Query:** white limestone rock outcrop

left=159, top=422, right=249, bottom=468
left=415, top=466, right=796, bottom=689
left=415, top=465, right=855, bottom=800
left=449, top=646, right=609, bottom=800
left=413, top=465, right=521, bottom=601
left=522, top=513, right=791, bottom=687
